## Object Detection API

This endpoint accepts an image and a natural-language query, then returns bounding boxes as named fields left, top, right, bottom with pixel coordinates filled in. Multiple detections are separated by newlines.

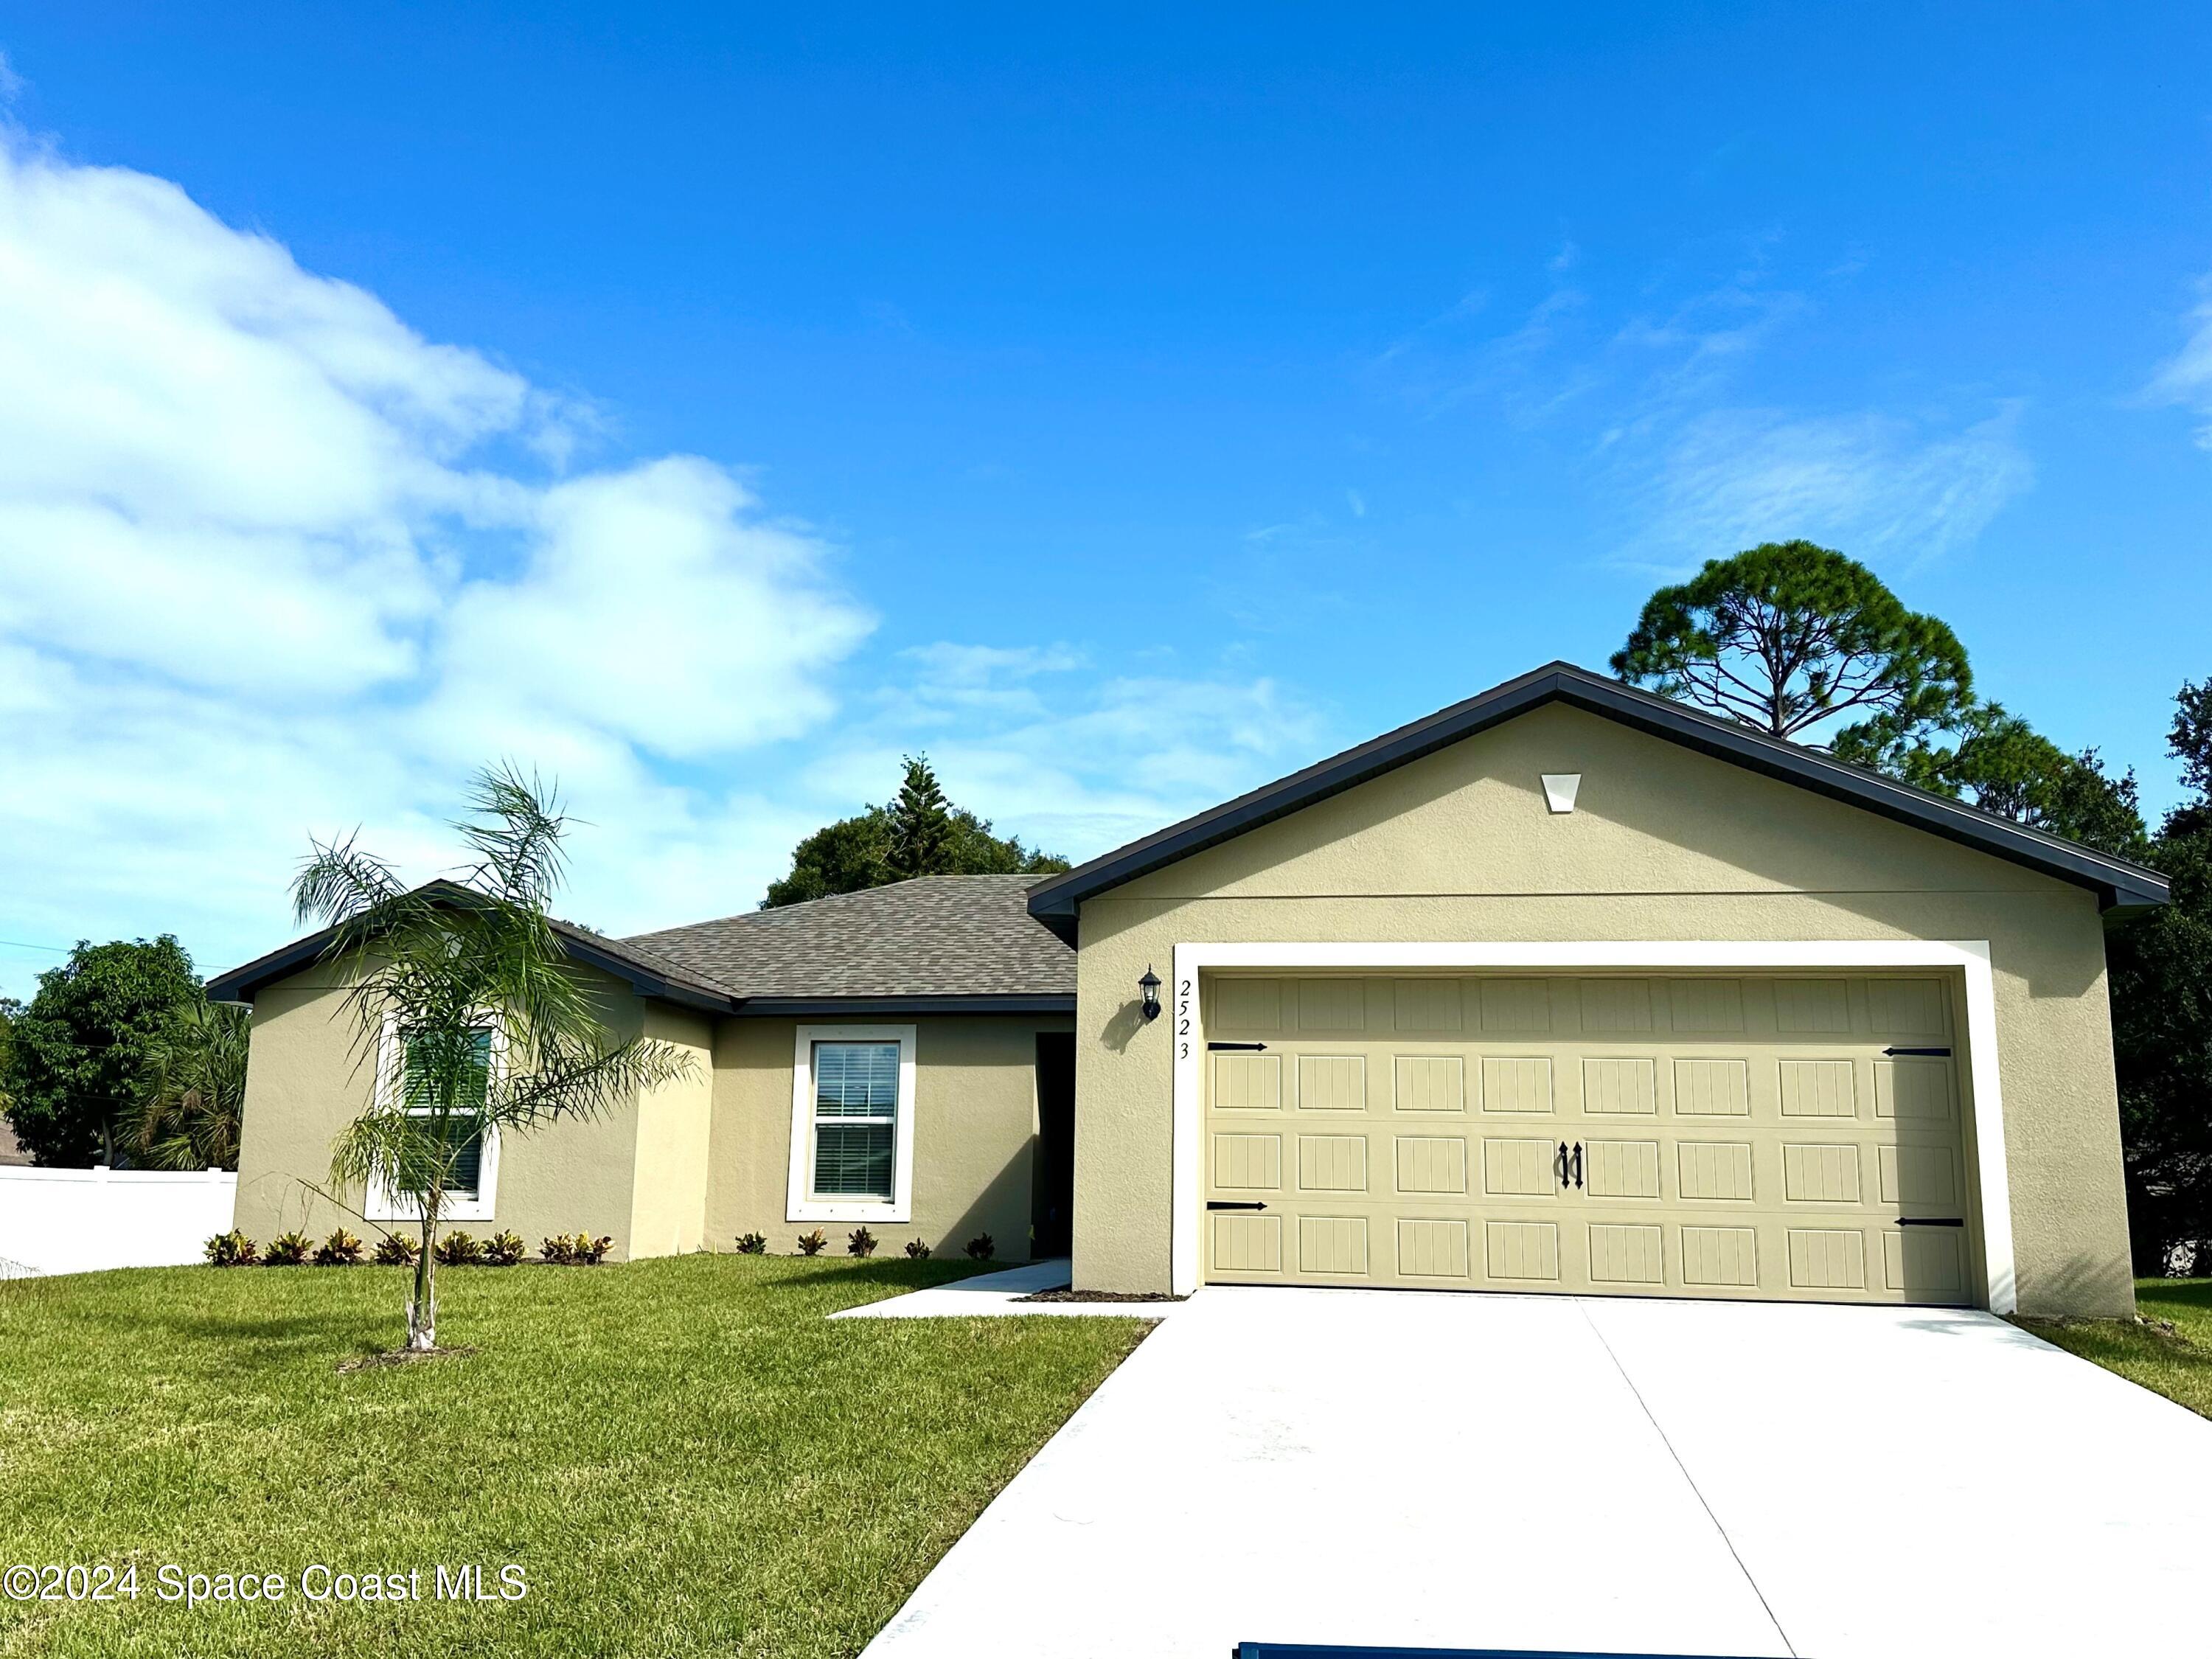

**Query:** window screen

left=811, top=1040, right=899, bottom=1199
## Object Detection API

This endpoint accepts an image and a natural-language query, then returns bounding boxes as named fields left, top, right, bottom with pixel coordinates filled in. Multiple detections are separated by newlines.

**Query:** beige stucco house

left=215, top=663, right=2168, bottom=1318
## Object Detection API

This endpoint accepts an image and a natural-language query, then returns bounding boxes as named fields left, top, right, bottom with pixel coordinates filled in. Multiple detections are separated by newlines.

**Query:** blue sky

left=3, top=4, right=2211, bottom=996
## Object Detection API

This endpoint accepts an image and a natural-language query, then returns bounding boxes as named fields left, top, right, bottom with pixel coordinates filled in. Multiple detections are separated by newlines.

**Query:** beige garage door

left=1203, top=972, right=1976, bottom=1305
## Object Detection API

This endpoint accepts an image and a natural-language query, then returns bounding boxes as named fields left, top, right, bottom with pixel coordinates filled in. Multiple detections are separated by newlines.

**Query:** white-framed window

left=366, top=1018, right=503, bottom=1224
left=786, top=1024, right=917, bottom=1223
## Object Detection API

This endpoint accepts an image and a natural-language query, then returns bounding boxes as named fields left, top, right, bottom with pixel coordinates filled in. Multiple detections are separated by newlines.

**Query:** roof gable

left=1026, top=661, right=2170, bottom=937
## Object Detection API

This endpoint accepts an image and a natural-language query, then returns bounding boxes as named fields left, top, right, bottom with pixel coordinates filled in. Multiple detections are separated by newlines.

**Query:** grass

left=2016, top=1278, right=2212, bottom=1420
left=0, top=1256, right=1150, bottom=1658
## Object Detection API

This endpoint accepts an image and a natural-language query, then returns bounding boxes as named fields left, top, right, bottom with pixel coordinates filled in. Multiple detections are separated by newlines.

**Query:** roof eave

left=1026, top=664, right=2173, bottom=924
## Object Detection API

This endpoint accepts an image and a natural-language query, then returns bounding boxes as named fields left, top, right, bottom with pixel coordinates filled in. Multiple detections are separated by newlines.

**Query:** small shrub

left=904, top=1237, right=932, bottom=1259
left=846, top=1226, right=878, bottom=1257
left=963, top=1233, right=995, bottom=1261
left=795, top=1228, right=828, bottom=1256
left=484, top=1230, right=526, bottom=1267
left=434, top=1231, right=484, bottom=1267
left=372, top=1233, right=420, bottom=1267
left=312, top=1228, right=363, bottom=1267
left=204, top=1229, right=257, bottom=1267
left=262, top=1230, right=312, bottom=1266
left=734, top=1232, right=768, bottom=1255
left=539, top=1231, right=609, bottom=1265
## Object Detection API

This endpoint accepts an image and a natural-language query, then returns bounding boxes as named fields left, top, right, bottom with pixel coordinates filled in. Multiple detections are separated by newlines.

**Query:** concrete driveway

left=864, top=1288, right=2212, bottom=1659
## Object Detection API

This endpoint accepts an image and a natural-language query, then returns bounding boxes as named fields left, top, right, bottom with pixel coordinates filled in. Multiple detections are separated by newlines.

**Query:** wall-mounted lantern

left=1139, top=965, right=1162, bottom=1022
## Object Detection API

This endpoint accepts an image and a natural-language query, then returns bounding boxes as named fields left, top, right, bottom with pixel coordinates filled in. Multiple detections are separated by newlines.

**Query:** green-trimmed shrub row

left=736, top=1231, right=992, bottom=1260
left=206, top=1228, right=610, bottom=1267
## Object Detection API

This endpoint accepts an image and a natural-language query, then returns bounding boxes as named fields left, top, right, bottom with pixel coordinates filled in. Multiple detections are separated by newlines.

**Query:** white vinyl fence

left=0, top=1166, right=237, bottom=1279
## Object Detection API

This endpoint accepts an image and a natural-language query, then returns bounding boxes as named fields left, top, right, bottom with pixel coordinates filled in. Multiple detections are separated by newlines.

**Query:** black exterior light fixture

left=1138, top=966, right=1162, bottom=1022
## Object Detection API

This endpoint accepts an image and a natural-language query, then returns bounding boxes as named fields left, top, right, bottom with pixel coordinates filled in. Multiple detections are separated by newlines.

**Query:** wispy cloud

left=2146, top=273, right=2212, bottom=449
left=1627, top=404, right=2034, bottom=573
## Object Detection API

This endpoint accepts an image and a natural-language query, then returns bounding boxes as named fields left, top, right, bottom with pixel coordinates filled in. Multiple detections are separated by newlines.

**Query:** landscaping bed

left=2014, top=1278, right=2212, bottom=1420
left=0, top=1254, right=1150, bottom=1658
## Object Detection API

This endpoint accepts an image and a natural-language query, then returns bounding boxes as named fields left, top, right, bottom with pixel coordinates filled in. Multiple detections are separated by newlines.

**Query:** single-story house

left=214, top=661, right=2170, bottom=1318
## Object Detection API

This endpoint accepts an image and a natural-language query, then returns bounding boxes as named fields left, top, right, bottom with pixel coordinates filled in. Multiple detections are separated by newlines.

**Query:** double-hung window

left=787, top=1025, right=916, bottom=1222
left=369, top=1022, right=501, bottom=1223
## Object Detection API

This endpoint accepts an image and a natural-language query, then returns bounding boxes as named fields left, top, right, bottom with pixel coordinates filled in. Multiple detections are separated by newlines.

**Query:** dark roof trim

left=1027, top=661, right=2173, bottom=938
left=730, top=994, right=1077, bottom=1019
left=205, top=883, right=737, bottom=1015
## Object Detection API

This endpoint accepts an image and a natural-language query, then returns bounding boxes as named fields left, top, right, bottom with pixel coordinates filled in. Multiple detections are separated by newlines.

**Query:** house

left=214, top=662, right=2170, bottom=1317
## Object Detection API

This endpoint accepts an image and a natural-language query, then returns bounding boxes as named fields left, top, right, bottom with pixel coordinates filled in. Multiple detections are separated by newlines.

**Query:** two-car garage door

left=1203, top=972, right=1978, bottom=1306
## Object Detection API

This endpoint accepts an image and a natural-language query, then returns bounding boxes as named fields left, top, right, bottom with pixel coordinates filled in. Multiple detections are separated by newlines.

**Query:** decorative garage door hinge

left=1207, top=1041, right=1268, bottom=1051
left=1206, top=1200, right=1268, bottom=1211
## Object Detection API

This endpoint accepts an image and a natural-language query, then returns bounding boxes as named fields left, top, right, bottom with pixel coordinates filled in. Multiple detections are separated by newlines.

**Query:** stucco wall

left=1068, top=703, right=2134, bottom=1317
left=628, top=1004, right=717, bottom=1257
left=703, top=1014, right=1071, bottom=1260
left=232, top=964, right=649, bottom=1259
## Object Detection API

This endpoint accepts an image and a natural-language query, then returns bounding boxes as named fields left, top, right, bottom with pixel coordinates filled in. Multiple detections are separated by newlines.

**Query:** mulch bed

left=1014, top=1288, right=1188, bottom=1304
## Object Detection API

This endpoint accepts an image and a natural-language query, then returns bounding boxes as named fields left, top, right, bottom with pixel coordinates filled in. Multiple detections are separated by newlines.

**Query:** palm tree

left=294, top=764, right=694, bottom=1353
left=133, top=999, right=249, bottom=1169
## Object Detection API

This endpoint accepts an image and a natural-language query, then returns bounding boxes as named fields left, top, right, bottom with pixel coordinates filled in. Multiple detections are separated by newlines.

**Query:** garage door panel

left=1677, top=1141, right=1755, bottom=1202
left=1589, top=1223, right=1666, bottom=1284
left=1213, top=1133, right=1282, bottom=1191
left=1778, top=1058, right=1858, bottom=1119
left=1883, top=1227, right=1966, bottom=1297
left=1397, top=1218, right=1470, bottom=1278
left=1875, top=1057, right=1954, bottom=1122
left=1483, top=1137, right=1559, bottom=1197
left=1481, top=1056, right=1555, bottom=1114
left=1484, top=1220, right=1561, bottom=1282
left=1297, top=1054, right=1367, bottom=1113
left=1585, top=1138, right=1661, bottom=1200
left=1297, top=1134, right=1368, bottom=1193
left=1394, top=1135, right=1469, bottom=1194
left=1668, top=978, right=1746, bottom=1033
left=1674, top=1057, right=1750, bottom=1116
left=1582, top=1057, right=1658, bottom=1116
left=1298, top=1216, right=1369, bottom=1276
left=1203, top=970, right=1975, bottom=1306
left=1786, top=1228, right=1868, bottom=1291
left=1781, top=1143, right=1863, bottom=1206
left=1394, top=1054, right=1466, bottom=1113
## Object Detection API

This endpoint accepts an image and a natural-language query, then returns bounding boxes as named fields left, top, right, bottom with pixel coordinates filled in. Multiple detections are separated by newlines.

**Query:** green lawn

left=0, top=1256, right=1149, bottom=1658
left=2017, top=1278, right=2212, bottom=1420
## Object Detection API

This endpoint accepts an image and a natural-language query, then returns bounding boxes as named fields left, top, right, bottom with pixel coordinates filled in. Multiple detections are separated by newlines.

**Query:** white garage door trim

left=1167, top=940, right=2012, bottom=1311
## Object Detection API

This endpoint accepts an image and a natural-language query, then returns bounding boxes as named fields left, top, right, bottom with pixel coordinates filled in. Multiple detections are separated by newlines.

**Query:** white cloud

left=0, top=129, right=1327, bottom=993
left=1634, top=403, right=2033, bottom=568
left=0, top=132, right=875, bottom=989
left=2148, top=274, right=2212, bottom=449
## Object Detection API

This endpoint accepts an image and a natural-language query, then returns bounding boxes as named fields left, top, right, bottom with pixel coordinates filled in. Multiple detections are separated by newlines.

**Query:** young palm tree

left=294, top=765, right=693, bottom=1352
left=133, top=999, right=250, bottom=1169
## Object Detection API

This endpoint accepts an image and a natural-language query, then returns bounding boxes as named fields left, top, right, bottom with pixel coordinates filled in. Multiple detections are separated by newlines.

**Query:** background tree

left=2109, top=677, right=2212, bottom=1273
left=0, top=936, right=203, bottom=1165
left=1837, top=703, right=2149, bottom=860
left=765, top=755, right=1070, bottom=907
left=296, top=765, right=695, bottom=1352
left=1613, top=540, right=1972, bottom=750
left=131, top=999, right=251, bottom=1170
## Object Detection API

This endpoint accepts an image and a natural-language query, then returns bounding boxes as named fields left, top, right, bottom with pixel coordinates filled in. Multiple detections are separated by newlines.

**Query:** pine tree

left=886, top=755, right=955, bottom=880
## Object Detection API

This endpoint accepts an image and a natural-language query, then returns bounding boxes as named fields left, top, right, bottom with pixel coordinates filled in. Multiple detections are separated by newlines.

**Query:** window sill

left=787, top=1198, right=910, bottom=1225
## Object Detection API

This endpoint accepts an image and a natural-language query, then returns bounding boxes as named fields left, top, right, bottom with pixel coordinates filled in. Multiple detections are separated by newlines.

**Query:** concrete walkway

left=862, top=1287, right=2212, bottom=1659
left=832, top=1259, right=1186, bottom=1320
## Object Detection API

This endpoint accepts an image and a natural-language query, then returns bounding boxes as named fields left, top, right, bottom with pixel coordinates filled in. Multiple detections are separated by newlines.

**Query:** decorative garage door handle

left=1570, top=1142, right=1584, bottom=1189
left=1554, top=1142, right=1585, bottom=1190
left=1556, top=1142, right=1570, bottom=1188
left=1207, top=1200, right=1268, bottom=1211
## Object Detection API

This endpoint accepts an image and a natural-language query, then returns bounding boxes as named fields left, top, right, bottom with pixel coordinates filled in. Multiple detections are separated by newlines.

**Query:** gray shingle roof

left=624, top=875, right=1073, bottom=1000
